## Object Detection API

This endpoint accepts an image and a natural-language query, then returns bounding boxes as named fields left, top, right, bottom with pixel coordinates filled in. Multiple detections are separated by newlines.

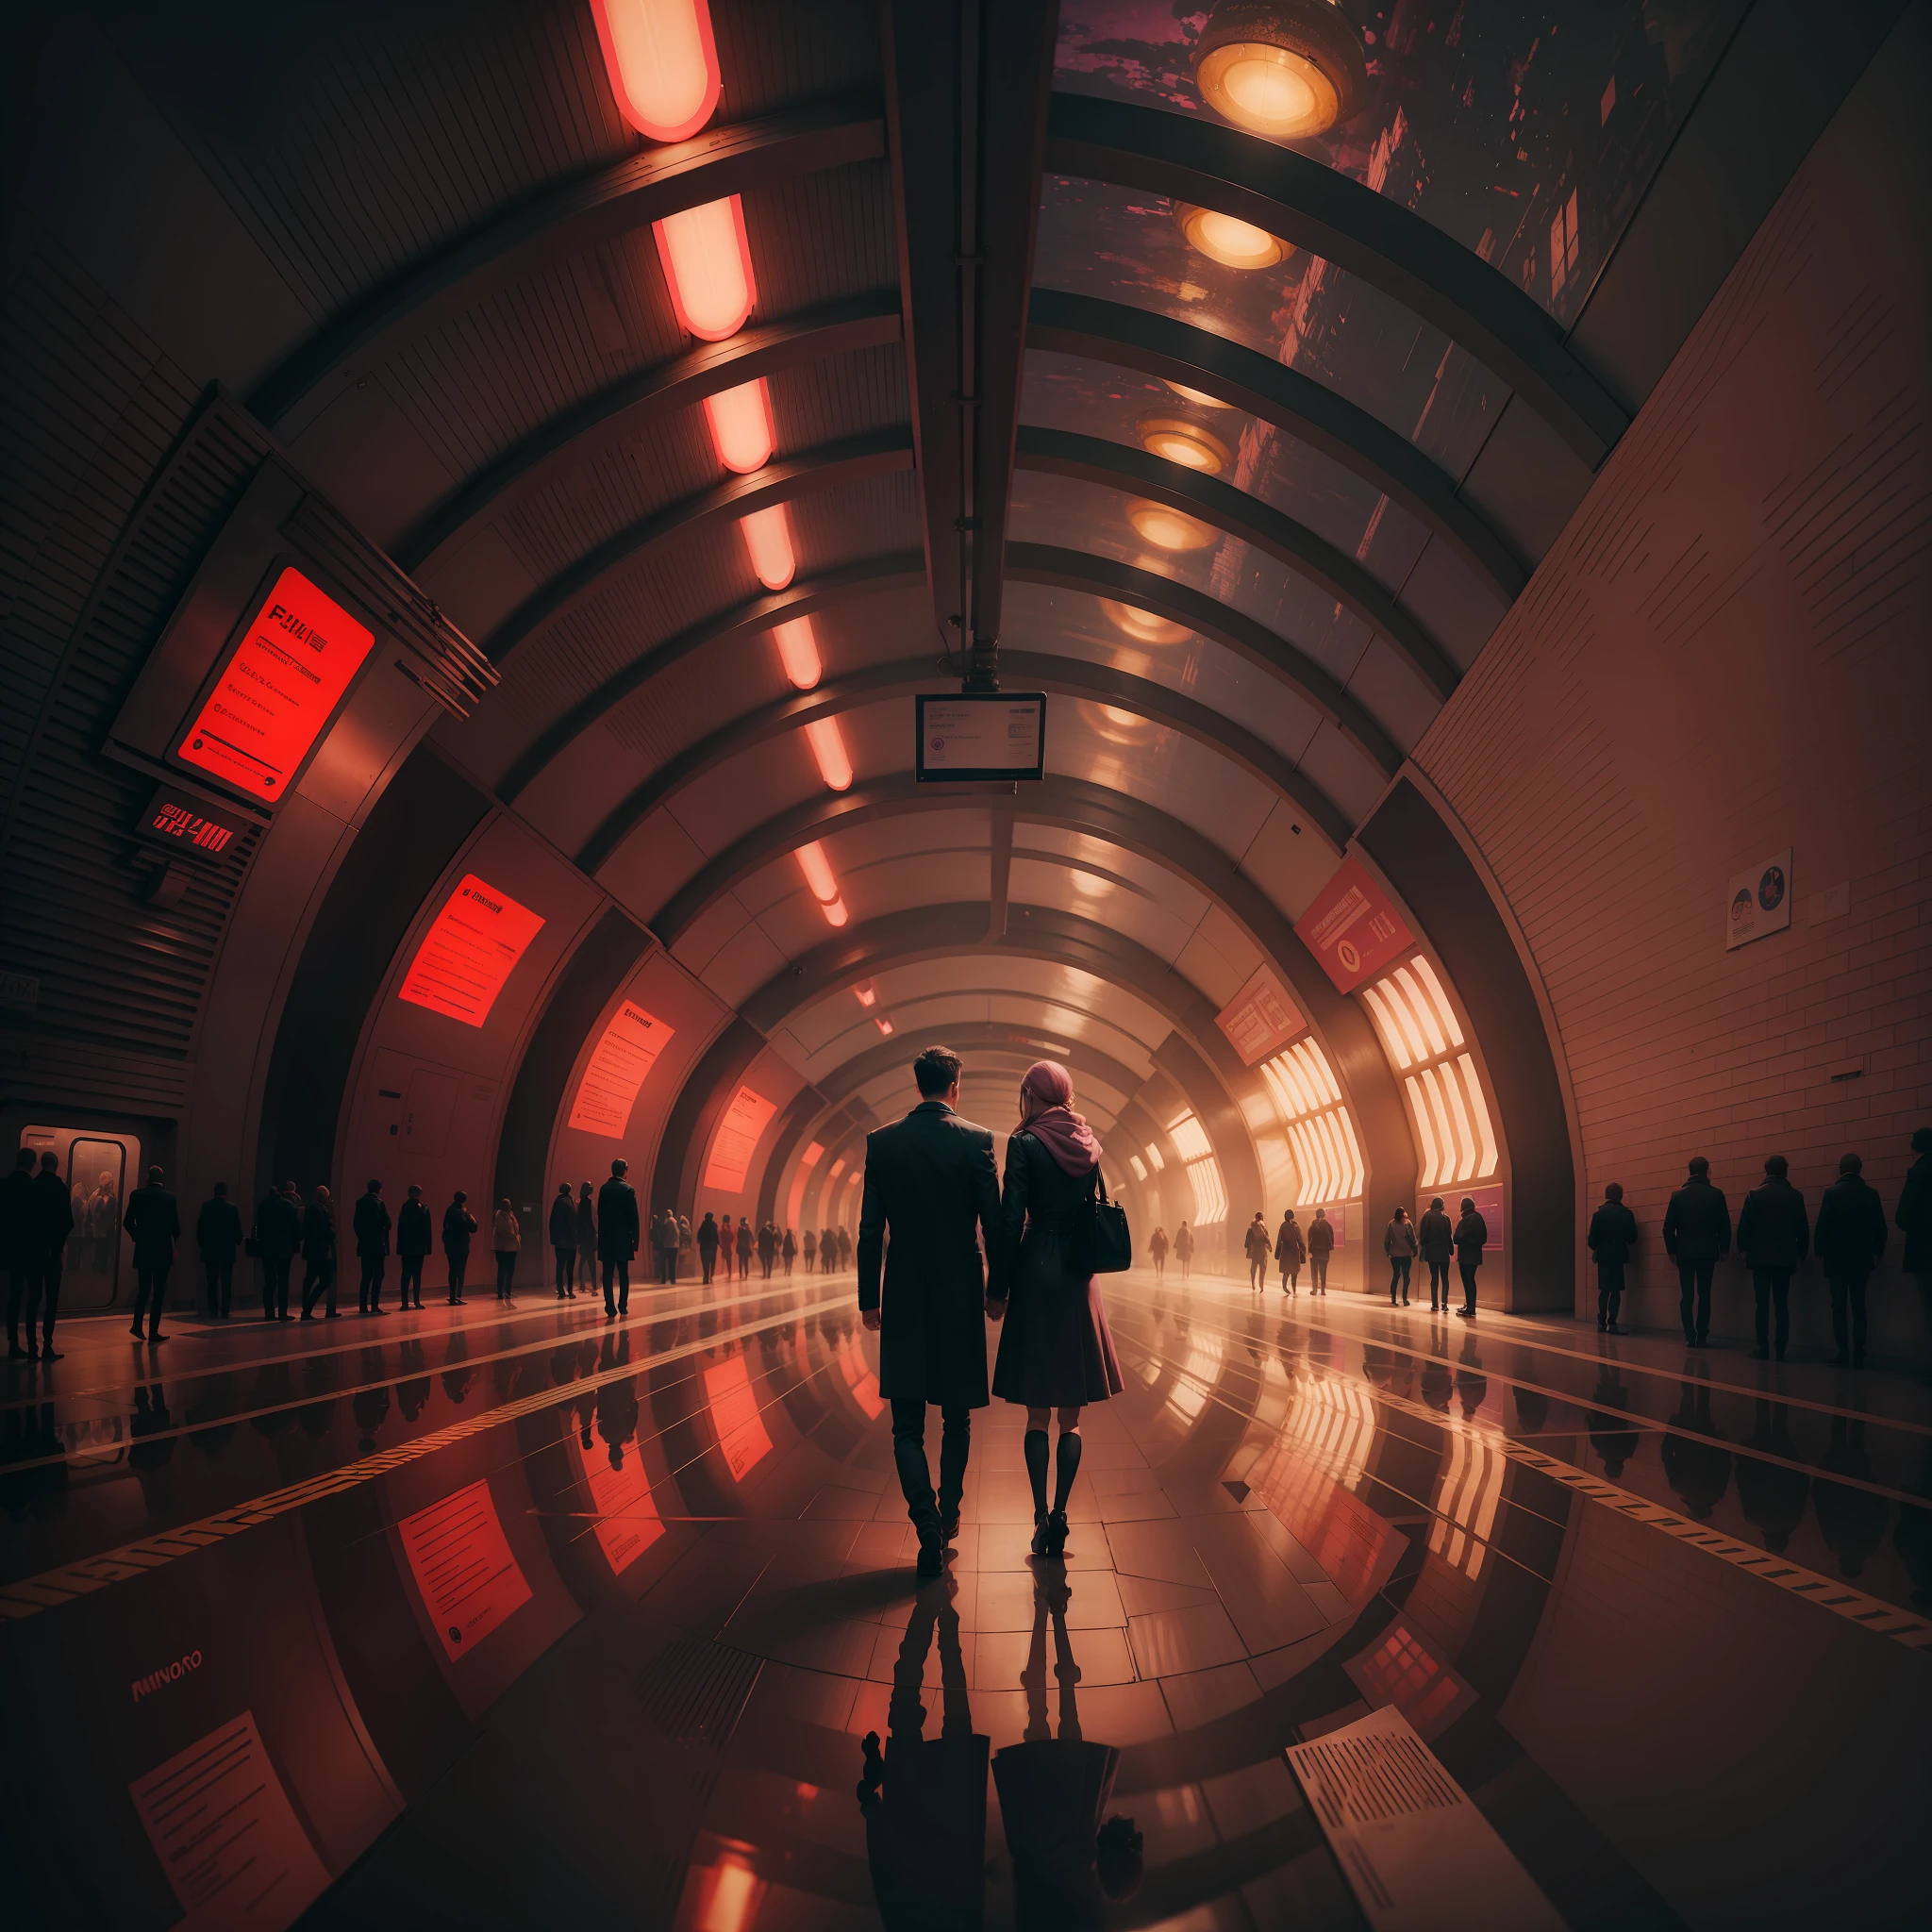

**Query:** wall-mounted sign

left=1725, top=847, right=1791, bottom=951
left=174, top=565, right=375, bottom=801
left=702, top=1084, right=776, bottom=1193
left=916, top=691, right=1047, bottom=781
left=399, top=874, right=545, bottom=1027
left=398, top=1478, right=533, bottom=1660
left=568, top=1000, right=674, bottom=1137
left=135, top=787, right=251, bottom=865
left=1216, top=963, right=1307, bottom=1066
left=1295, top=857, right=1414, bottom=993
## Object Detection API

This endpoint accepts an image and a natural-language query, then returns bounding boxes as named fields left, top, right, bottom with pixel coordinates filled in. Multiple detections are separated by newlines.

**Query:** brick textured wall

left=1414, top=13, right=1930, bottom=1352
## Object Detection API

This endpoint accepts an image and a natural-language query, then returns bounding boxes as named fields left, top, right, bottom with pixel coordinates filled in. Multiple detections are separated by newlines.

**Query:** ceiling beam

left=1025, top=289, right=1527, bottom=601
left=988, top=804, right=1014, bottom=941
left=250, top=98, right=887, bottom=434
left=807, top=1026, right=1145, bottom=1110
left=1044, top=92, right=1628, bottom=469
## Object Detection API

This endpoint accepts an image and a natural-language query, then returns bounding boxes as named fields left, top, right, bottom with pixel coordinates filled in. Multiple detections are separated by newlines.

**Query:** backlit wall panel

left=1360, top=955, right=1501, bottom=1191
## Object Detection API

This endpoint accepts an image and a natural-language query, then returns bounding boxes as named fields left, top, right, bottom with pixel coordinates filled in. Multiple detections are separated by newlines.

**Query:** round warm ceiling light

left=1193, top=0, right=1369, bottom=142
left=1101, top=600, right=1192, bottom=646
left=1171, top=202, right=1291, bottom=272
left=1138, top=415, right=1233, bottom=475
left=1126, top=499, right=1217, bottom=552
left=1165, top=378, right=1235, bottom=410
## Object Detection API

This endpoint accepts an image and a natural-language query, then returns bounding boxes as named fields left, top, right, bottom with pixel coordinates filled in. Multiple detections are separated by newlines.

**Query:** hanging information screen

left=568, top=1000, right=674, bottom=1137
left=175, top=565, right=375, bottom=801
left=399, top=874, right=545, bottom=1027
left=916, top=692, right=1046, bottom=781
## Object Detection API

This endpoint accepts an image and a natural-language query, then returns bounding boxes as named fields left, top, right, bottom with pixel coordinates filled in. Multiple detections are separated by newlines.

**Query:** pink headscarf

left=1021, top=1060, right=1100, bottom=1175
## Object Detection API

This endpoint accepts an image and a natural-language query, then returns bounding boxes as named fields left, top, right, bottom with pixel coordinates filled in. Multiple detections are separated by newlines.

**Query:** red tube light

left=874, top=1016, right=894, bottom=1036
left=704, top=379, right=774, bottom=474
left=853, top=980, right=877, bottom=1008
left=797, top=840, right=839, bottom=905
left=654, top=196, right=756, bottom=341
left=805, top=716, right=853, bottom=792
left=740, top=503, right=795, bottom=589
left=591, top=0, right=722, bottom=143
left=772, top=614, right=822, bottom=690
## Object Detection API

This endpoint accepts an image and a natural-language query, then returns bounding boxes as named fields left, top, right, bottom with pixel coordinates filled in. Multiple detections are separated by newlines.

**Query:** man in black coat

left=196, top=1181, right=242, bottom=1318
left=857, top=1045, right=1004, bottom=1577
left=254, top=1184, right=301, bottom=1321
left=353, top=1179, right=391, bottom=1316
left=2, top=1147, right=39, bottom=1358
left=548, top=1183, right=578, bottom=1299
left=29, top=1151, right=75, bottom=1358
left=395, top=1184, right=433, bottom=1310
left=1587, top=1182, right=1639, bottom=1334
left=1662, top=1156, right=1730, bottom=1347
left=597, top=1158, right=640, bottom=1317
left=123, top=1164, right=181, bottom=1342
left=1737, top=1154, right=1808, bottom=1361
left=300, top=1185, right=339, bottom=1319
left=1816, top=1153, right=1887, bottom=1367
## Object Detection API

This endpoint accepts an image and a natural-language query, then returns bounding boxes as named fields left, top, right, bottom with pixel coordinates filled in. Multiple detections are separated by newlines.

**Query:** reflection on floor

left=4, top=1269, right=1930, bottom=1928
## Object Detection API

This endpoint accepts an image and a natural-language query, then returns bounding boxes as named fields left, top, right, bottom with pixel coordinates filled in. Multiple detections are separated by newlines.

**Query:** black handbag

left=1073, top=1165, right=1132, bottom=1275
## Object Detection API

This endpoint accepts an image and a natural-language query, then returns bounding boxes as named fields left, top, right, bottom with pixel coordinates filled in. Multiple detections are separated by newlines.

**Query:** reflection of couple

left=856, top=1048, right=1124, bottom=1576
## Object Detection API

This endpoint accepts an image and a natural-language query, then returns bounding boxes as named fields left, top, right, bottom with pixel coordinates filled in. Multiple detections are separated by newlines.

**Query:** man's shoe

left=1853, top=1354, right=1865, bottom=1369
left=1455, top=1307, right=1474, bottom=1320
left=914, top=1530, right=945, bottom=1578
left=1831, top=1352, right=1848, bottom=1365
left=1607, top=1324, right=1623, bottom=1335
left=40, top=1346, right=60, bottom=1360
left=1750, top=1347, right=1770, bottom=1360
left=149, top=1331, right=166, bottom=1342
left=1775, top=1348, right=1786, bottom=1361
left=939, top=1513, right=960, bottom=1542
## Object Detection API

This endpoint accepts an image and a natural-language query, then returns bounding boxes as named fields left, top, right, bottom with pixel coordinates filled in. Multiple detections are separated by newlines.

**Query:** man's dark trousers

left=603, top=1258, right=628, bottom=1315
left=891, top=1398, right=970, bottom=1533
left=205, top=1259, right=233, bottom=1318
left=1677, top=1259, right=1715, bottom=1341
left=1753, top=1268, right=1793, bottom=1354
left=399, top=1257, right=425, bottom=1307
left=30, top=1257, right=62, bottom=1350
left=1597, top=1260, right=1624, bottom=1328
left=301, top=1261, right=336, bottom=1318
left=132, top=1264, right=169, bottom=1338
left=1829, top=1271, right=1871, bottom=1359
left=359, top=1256, right=385, bottom=1312
left=262, top=1257, right=290, bottom=1320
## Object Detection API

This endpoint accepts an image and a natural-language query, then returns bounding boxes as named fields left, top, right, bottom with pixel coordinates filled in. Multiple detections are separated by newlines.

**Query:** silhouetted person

left=737, top=1215, right=755, bottom=1280
left=758, top=1221, right=776, bottom=1279
left=782, top=1225, right=795, bottom=1274
left=1383, top=1205, right=1416, bottom=1305
left=396, top=1184, right=432, bottom=1309
left=2, top=1148, right=38, bottom=1358
left=300, top=1186, right=338, bottom=1318
left=254, top=1182, right=301, bottom=1321
left=598, top=1158, right=639, bottom=1317
left=717, top=1212, right=735, bottom=1282
left=1815, top=1416, right=1886, bottom=1579
left=1453, top=1195, right=1487, bottom=1318
left=1147, top=1224, right=1166, bottom=1280
left=196, top=1181, right=242, bottom=1319
left=28, top=1150, right=73, bottom=1358
left=491, top=1198, right=521, bottom=1300
left=1174, top=1221, right=1193, bottom=1280
left=822, top=1220, right=837, bottom=1275
left=1816, top=1152, right=1887, bottom=1367
left=548, top=1184, right=577, bottom=1298
left=353, top=1179, right=391, bottom=1315
left=697, top=1211, right=719, bottom=1283
left=1738, top=1154, right=1807, bottom=1361
left=1663, top=1155, right=1730, bottom=1347
left=1660, top=1380, right=1730, bottom=1521
left=858, top=1045, right=1004, bottom=1577
left=1307, top=1208, right=1332, bottom=1293
left=1455, top=1333, right=1488, bottom=1418
left=1586, top=1365, right=1638, bottom=1477
left=1420, top=1353, right=1453, bottom=1413
left=123, top=1164, right=179, bottom=1341
left=1588, top=1182, right=1638, bottom=1333
left=1243, top=1211, right=1271, bottom=1290
left=575, top=1182, right=598, bottom=1293
left=442, top=1191, right=476, bottom=1304
left=1418, top=1195, right=1453, bottom=1310
left=1898, top=1127, right=1932, bottom=1367
left=1275, top=1208, right=1305, bottom=1294
left=659, top=1207, right=684, bottom=1285
left=1735, top=1399, right=1807, bottom=1556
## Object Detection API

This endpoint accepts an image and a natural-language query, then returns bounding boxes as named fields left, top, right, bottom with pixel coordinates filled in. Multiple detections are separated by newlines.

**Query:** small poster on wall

left=1294, top=857, right=1414, bottom=993
left=1724, top=848, right=1791, bottom=952
left=1216, top=964, right=1306, bottom=1066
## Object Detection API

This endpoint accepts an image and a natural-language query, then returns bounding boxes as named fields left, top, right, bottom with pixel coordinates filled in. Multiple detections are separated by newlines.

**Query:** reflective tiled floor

left=6, top=1270, right=1930, bottom=1927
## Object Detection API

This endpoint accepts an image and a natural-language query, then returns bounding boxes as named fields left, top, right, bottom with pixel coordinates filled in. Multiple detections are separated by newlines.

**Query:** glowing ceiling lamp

left=740, top=503, right=795, bottom=589
left=874, top=1015, right=895, bottom=1036
left=704, top=379, right=774, bottom=474
left=1172, top=201, right=1291, bottom=271
left=1101, top=599, right=1191, bottom=646
left=853, top=979, right=877, bottom=1008
left=1193, top=0, right=1368, bottom=142
left=805, top=716, right=853, bottom=791
left=591, top=0, right=723, bottom=143
left=1126, top=499, right=1217, bottom=551
left=1165, top=377, right=1235, bottom=410
left=796, top=841, right=848, bottom=927
left=772, top=614, right=822, bottom=691
left=654, top=196, right=757, bottom=340
left=1138, top=415, right=1233, bottom=475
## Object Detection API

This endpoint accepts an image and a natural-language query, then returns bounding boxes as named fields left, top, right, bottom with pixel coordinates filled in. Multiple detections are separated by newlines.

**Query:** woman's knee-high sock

left=1053, top=1429, right=1083, bottom=1512
left=1024, top=1429, right=1049, bottom=1516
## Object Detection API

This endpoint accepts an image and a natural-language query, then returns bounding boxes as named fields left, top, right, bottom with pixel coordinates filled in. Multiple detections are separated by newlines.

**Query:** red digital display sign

left=399, top=874, right=545, bottom=1027
left=702, top=1084, right=776, bottom=1194
left=1295, top=858, right=1415, bottom=993
left=175, top=565, right=375, bottom=800
left=135, top=787, right=250, bottom=864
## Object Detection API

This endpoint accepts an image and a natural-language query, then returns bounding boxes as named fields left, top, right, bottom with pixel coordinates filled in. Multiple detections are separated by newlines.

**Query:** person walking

left=823, top=1221, right=838, bottom=1274
left=736, top=1216, right=753, bottom=1280
left=1243, top=1213, right=1271, bottom=1291
left=2, top=1148, right=39, bottom=1358
left=1417, top=1196, right=1454, bottom=1311
left=254, top=1181, right=301, bottom=1321
left=27, top=1151, right=73, bottom=1359
left=1896, top=1127, right=1932, bottom=1365
left=353, top=1179, right=391, bottom=1316
left=800, top=1226, right=816, bottom=1274
left=697, top=1211, right=720, bottom=1284
left=442, top=1191, right=477, bottom=1305
left=1663, top=1157, right=1730, bottom=1348
left=299, top=1186, right=339, bottom=1319
left=491, top=1198, right=522, bottom=1302
left=838, top=1225, right=853, bottom=1272
left=858, top=1045, right=1005, bottom=1578
left=1307, top=1208, right=1334, bottom=1294
left=1738, top=1155, right=1808, bottom=1361
left=575, top=1182, right=598, bottom=1296
left=782, top=1225, right=796, bottom=1275
left=396, top=1184, right=432, bottom=1310
left=1148, top=1224, right=1167, bottom=1281
left=657, top=1208, right=682, bottom=1286
left=1816, top=1153, right=1887, bottom=1367
left=1275, top=1209, right=1306, bottom=1295
left=1174, top=1222, right=1193, bottom=1282
left=597, top=1158, right=640, bottom=1316
left=548, top=1183, right=577, bottom=1298
left=1453, top=1196, right=1488, bottom=1319
left=990, top=1061, right=1124, bottom=1561
left=1383, top=1206, right=1417, bottom=1306
left=195, top=1182, right=242, bottom=1319
left=718, top=1213, right=737, bottom=1282
left=1588, top=1183, right=1638, bottom=1333
left=122, top=1164, right=179, bottom=1342
left=758, top=1221, right=776, bottom=1279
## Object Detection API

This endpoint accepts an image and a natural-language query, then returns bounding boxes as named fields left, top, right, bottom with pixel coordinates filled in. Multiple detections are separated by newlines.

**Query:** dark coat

left=301, top=1201, right=336, bottom=1264
left=32, top=1169, right=75, bottom=1257
left=697, top=1216, right=719, bottom=1254
left=1307, top=1215, right=1335, bottom=1256
left=1453, top=1211, right=1488, bottom=1262
left=735, top=1220, right=753, bottom=1258
left=1898, top=1156, right=1932, bottom=1273
left=857, top=1100, right=1002, bottom=1407
left=597, top=1177, right=640, bottom=1260
left=1274, top=1218, right=1306, bottom=1267
left=1738, top=1178, right=1808, bottom=1270
left=1417, top=1208, right=1454, bottom=1264
left=441, top=1204, right=477, bottom=1255
left=1816, top=1174, right=1887, bottom=1276
left=254, top=1192, right=302, bottom=1263
left=0, top=1168, right=36, bottom=1265
left=396, top=1200, right=433, bottom=1257
left=1588, top=1201, right=1639, bottom=1267
left=1663, top=1176, right=1730, bottom=1261
left=548, top=1196, right=576, bottom=1248
left=122, top=1185, right=180, bottom=1266
left=575, top=1196, right=596, bottom=1249
left=196, top=1196, right=243, bottom=1262
left=352, top=1192, right=391, bottom=1257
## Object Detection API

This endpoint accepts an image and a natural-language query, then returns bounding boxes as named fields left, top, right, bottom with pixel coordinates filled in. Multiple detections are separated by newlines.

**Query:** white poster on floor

left=1724, top=848, right=1790, bottom=951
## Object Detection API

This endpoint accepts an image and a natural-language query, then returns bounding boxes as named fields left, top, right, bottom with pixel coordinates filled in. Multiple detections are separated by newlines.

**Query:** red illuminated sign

left=568, top=1000, right=674, bottom=1137
left=1295, top=858, right=1414, bottom=993
left=566, top=1424, right=665, bottom=1574
left=399, top=874, right=545, bottom=1027
left=1215, top=963, right=1306, bottom=1065
left=175, top=566, right=375, bottom=800
left=703, top=1355, right=773, bottom=1480
left=135, top=787, right=250, bottom=865
left=702, top=1084, right=776, bottom=1194
left=398, top=1478, right=533, bottom=1659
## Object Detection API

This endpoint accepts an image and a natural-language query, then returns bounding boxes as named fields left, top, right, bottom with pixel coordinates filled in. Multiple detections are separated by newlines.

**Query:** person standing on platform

left=1307, top=1208, right=1334, bottom=1294
left=300, top=1186, right=338, bottom=1319
left=658, top=1208, right=683, bottom=1285
left=1663, top=1156, right=1730, bottom=1348
left=1817, top=1153, right=1887, bottom=1367
left=598, top=1158, right=639, bottom=1317
left=28, top=1151, right=73, bottom=1359
left=824, top=1220, right=839, bottom=1274
left=1588, top=1183, right=1638, bottom=1334
left=716, top=1213, right=734, bottom=1282
left=396, top=1184, right=432, bottom=1310
left=196, top=1181, right=242, bottom=1320
left=1147, top=1225, right=1167, bottom=1281
left=800, top=1226, right=815, bottom=1275
left=1275, top=1209, right=1305, bottom=1295
left=254, top=1181, right=301, bottom=1321
left=1739, top=1155, right=1808, bottom=1362
left=678, top=1213, right=693, bottom=1280
left=1174, top=1223, right=1193, bottom=1282
left=1896, top=1127, right=1932, bottom=1365
left=549, top=1183, right=577, bottom=1298
left=123, top=1164, right=179, bottom=1343
left=3, top=1148, right=38, bottom=1358
left=575, top=1182, right=597, bottom=1295
left=1453, top=1196, right=1489, bottom=1319
left=491, top=1198, right=521, bottom=1301
left=782, top=1225, right=796, bottom=1275
left=353, top=1179, right=391, bottom=1316
left=1383, top=1206, right=1417, bottom=1306
left=698, top=1211, right=720, bottom=1284
left=442, top=1191, right=476, bottom=1305
left=738, top=1215, right=755, bottom=1281
left=757, top=1221, right=776, bottom=1279
left=1243, top=1212, right=1271, bottom=1291
left=1418, top=1196, right=1454, bottom=1311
